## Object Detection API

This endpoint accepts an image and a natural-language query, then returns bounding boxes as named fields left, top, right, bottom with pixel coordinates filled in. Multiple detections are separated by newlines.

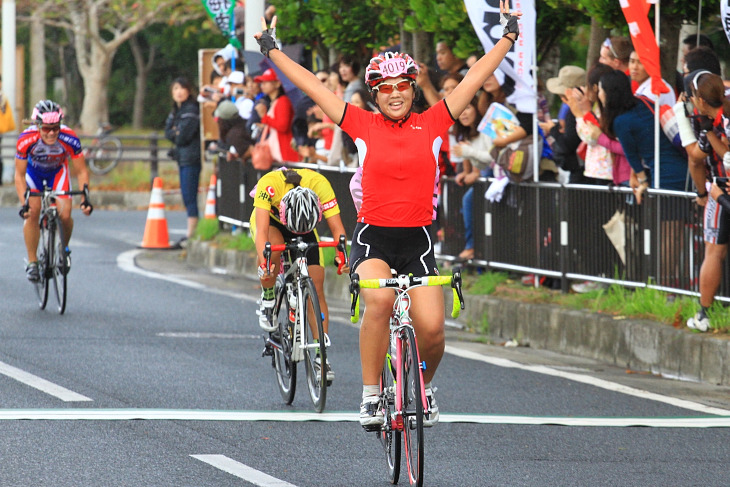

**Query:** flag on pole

left=201, top=0, right=241, bottom=48
left=463, top=0, right=536, bottom=113
left=722, top=1, right=730, bottom=46
left=619, top=0, right=668, bottom=95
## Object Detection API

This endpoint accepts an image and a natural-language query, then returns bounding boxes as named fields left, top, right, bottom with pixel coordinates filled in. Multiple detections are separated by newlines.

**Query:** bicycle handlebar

left=21, top=184, right=92, bottom=218
left=262, top=235, right=349, bottom=277
left=349, top=267, right=465, bottom=323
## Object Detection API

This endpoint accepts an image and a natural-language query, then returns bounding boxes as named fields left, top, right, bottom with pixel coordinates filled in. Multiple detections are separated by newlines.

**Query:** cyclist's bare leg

left=57, top=198, right=73, bottom=246
left=408, top=286, right=445, bottom=385
left=23, top=199, right=42, bottom=262
left=309, top=265, right=327, bottom=336
left=356, top=258, right=396, bottom=385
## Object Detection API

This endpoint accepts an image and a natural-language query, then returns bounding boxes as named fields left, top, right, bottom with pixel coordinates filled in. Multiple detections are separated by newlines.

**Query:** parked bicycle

left=22, top=184, right=91, bottom=314
left=85, top=124, right=122, bottom=175
left=350, top=269, right=464, bottom=487
left=261, top=235, right=348, bottom=413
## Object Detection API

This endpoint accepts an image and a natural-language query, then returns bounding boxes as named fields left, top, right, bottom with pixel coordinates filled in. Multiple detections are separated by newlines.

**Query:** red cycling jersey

left=16, top=125, right=83, bottom=173
left=339, top=99, right=455, bottom=227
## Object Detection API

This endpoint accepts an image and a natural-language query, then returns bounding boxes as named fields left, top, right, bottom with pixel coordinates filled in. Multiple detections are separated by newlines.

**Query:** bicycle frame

left=263, top=235, right=348, bottom=360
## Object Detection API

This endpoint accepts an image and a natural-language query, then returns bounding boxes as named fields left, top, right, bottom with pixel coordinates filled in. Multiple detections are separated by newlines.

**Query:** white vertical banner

left=722, top=1, right=730, bottom=47
left=463, top=0, right=536, bottom=113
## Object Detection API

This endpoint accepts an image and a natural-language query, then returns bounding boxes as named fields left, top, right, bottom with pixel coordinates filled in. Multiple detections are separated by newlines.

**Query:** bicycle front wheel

left=35, top=217, right=50, bottom=310
left=50, top=220, right=67, bottom=314
left=401, top=326, right=424, bottom=486
left=273, top=276, right=296, bottom=404
left=301, top=277, right=327, bottom=413
left=380, top=349, right=401, bottom=484
left=87, top=137, right=122, bottom=175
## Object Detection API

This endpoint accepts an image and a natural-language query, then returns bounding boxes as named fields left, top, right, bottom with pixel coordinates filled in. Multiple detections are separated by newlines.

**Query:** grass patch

left=195, top=219, right=220, bottom=241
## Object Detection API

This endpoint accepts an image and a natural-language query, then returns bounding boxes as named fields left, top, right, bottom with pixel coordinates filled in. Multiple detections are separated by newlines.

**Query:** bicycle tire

left=301, top=277, right=327, bottom=413
left=273, top=276, right=296, bottom=404
left=401, top=326, right=424, bottom=486
left=87, top=136, right=122, bottom=175
left=35, top=216, right=50, bottom=310
left=50, top=220, right=67, bottom=314
left=379, top=350, right=401, bottom=484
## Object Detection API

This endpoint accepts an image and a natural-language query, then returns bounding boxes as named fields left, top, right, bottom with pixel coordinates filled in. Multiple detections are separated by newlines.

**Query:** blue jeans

left=461, top=186, right=474, bottom=250
left=179, top=163, right=201, bottom=218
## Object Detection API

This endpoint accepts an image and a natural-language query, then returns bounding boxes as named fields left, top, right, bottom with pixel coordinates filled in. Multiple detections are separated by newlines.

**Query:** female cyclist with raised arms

left=254, top=0, right=521, bottom=428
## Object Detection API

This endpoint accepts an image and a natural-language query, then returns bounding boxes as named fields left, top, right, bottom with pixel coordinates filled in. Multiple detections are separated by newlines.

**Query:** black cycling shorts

left=269, top=218, right=321, bottom=266
left=349, top=222, right=439, bottom=277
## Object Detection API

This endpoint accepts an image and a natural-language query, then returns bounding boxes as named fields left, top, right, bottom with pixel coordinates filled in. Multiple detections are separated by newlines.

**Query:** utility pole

left=2, top=0, right=16, bottom=119
left=244, top=0, right=265, bottom=54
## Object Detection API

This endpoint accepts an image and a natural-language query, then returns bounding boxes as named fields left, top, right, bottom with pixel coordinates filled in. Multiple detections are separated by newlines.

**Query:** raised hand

left=254, top=15, right=279, bottom=58
left=499, top=0, right=521, bottom=42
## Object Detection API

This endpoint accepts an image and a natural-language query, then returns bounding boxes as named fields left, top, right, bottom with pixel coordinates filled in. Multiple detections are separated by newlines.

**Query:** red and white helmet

left=365, top=52, right=419, bottom=89
left=31, top=100, right=64, bottom=125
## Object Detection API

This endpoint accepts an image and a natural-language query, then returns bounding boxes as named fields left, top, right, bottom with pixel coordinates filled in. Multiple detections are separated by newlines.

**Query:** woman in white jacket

left=451, top=97, right=496, bottom=260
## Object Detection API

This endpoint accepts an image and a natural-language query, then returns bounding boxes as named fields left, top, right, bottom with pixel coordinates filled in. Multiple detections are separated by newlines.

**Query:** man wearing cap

left=541, top=65, right=585, bottom=184
left=254, top=68, right=300, bottom=163
left=214, top=100, right=253, bottom=162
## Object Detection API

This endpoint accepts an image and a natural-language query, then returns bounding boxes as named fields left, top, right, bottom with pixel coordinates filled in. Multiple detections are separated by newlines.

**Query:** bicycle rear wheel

left=34, top=217, right=50, bottom=310
left=379, top=350, right=401, bottom=484
left=87, top=137, right=122, bottom=175
left=273, top=276, right=296, bottom=404
left=50, top=220, right=67, bottom=314
left=401, top=326, right=424, bottom=486
left=301, top=277, right=327, bottom=412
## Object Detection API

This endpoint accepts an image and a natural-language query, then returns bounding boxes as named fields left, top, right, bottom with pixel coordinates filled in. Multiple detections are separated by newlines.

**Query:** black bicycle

left=85, top=124, right=122, bottom=175
left=262, top=235, right=348, bottom=413
left=22, top=184, right=91, bottom=314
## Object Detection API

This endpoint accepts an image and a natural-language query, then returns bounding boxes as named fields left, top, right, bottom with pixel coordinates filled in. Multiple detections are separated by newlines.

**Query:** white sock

left=424, top=381, right=433, bottom=392
left=362, top=385, right=379, bottom=399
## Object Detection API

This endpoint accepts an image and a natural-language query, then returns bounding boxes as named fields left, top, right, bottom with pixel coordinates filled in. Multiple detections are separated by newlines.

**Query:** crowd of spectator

left=179, top=26, right=729, bottom=333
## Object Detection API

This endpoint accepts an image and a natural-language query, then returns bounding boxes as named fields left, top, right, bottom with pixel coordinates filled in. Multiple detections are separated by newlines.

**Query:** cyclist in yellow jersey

left=251, top=168, right=347, bottom=381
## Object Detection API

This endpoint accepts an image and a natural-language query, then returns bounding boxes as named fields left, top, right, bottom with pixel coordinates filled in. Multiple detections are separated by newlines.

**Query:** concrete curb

left=186, top=239, right=730, bottom=387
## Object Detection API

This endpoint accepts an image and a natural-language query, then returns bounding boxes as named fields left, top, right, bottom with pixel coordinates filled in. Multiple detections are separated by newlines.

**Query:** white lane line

left=191, top=454, right=298, bottom=486
left=116, top=250, right=251, bottom=301
left=0, top=409, right=729, bottom=427
left=445, top=345, right=730, bottom=417
left=0, top=361, right=92, bottom=402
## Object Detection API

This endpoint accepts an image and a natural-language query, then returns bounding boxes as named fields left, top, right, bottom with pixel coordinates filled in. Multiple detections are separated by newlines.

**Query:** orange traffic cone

left=140, top=177, right=171, bottom=249
left=204, top=174, right=217, bottom=220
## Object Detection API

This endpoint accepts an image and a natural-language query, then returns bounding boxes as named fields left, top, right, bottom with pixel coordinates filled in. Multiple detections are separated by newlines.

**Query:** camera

left=713, top=177, right=729, bottom=186
left=233, top=88, right=245, bottom=96
left=203, top=87, right=218, bottom=94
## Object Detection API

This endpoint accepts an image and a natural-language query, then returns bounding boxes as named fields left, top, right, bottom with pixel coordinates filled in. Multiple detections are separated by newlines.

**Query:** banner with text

left=463, top=0, right=536, bottom=113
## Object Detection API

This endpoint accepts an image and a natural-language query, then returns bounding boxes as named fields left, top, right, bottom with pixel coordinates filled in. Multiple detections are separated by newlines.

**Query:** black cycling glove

left=500, top=12, right=520, bottom=41
left=18, top=204, right=29, bottom=219
left=80, top=199, right=94, bottom=215
left=257, top=27, right=279, bottom=58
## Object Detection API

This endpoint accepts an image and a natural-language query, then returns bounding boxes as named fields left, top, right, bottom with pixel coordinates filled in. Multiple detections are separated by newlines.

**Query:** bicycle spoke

left=273, top=276, right=296, bottom=404
left=380, top=352, right=401, bottom=484
left=401, top=327, right=424, bottom=486
left=302, top=278, right=326, bottom=413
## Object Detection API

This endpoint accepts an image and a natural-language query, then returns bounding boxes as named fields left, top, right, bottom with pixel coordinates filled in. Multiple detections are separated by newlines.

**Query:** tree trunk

left=587, top=18, right=609, bottom=68
left=659, top=14, right=680, bottom=86
left=29, top=10, right=46, bottom=113
left=412, top=31, right=431, bottom=66
left=130, top=35, right=155, bottom=130
left=78, top=44, right=114, bottom=134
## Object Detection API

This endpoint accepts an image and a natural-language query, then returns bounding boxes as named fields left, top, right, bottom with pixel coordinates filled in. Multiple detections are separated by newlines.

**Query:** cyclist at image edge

left=252, top=168, right=348, bottom=381
left=253, top=0, right=520, bottom=429
left=15, top=100, right=93, bottom=281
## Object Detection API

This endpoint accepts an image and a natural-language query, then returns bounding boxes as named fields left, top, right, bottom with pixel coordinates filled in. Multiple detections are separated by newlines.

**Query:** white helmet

left=279, top=186, right=322, bottom=234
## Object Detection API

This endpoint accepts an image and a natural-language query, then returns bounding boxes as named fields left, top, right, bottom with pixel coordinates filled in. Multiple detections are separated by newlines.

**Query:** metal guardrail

left=215, top=159, right=724, bottom=301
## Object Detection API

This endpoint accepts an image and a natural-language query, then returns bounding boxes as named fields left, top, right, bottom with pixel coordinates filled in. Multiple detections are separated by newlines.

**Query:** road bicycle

left=23, top=184, right=91, bottom=314
left=261, top=235, right=348, bottom=413
left=349, top=269, right=464, bottom=487
left=85, top=124, right=122, bottom=175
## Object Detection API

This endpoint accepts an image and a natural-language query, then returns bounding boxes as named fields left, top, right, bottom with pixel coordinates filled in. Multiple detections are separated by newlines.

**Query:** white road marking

left=445, top=345, right=730, bottom=416
left=191, top=454, right=298, bottom=486
left=0, top=409, right=729, bottom=427
left=0, top=361, right=92, bottom=402
left=116, top=250, right=252, bottom=301
left=156, top=332, right=259, bottom=339
left=120, top=250, right=730, bottom=420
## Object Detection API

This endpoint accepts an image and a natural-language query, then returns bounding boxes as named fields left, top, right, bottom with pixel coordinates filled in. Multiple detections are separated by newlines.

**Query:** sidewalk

left=185, top=239, right=730, bottom=388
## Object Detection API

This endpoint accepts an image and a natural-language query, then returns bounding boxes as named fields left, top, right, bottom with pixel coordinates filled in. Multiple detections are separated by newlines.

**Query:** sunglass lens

left=396, top=81, right=411, bottom=92
left=377, top=84, right=394, bottom=94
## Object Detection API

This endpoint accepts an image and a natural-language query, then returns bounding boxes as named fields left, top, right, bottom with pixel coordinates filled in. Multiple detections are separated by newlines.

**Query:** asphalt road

left=0, top=207, right=729, bottom=486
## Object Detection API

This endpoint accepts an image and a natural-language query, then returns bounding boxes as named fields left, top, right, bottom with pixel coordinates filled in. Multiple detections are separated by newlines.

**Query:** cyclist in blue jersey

left=16, top=100, right=92, bottom=282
